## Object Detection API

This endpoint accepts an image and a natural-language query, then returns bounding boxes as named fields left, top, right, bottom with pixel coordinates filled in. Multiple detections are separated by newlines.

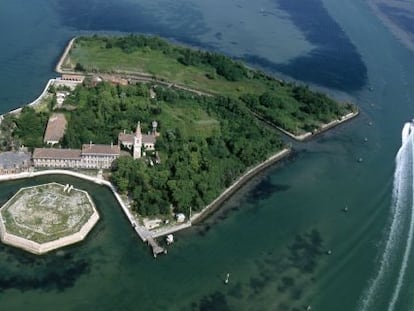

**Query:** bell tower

left=133, top=121, right=142, bottom=159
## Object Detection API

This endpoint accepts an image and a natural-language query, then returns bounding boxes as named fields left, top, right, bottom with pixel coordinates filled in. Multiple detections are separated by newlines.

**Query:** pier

left=0, top=170, right=167, bottom=258
left=147, top=236, right=166, bottom=257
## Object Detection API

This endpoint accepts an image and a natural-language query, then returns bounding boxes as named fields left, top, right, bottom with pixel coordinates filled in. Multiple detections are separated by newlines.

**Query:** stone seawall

left=0, top=147, right=291, bottom=245
left=0, top=212, right=99, bottom=255
left=0, top=179, right=100, bottom=255
left=0, top=170, right=151, bottom=243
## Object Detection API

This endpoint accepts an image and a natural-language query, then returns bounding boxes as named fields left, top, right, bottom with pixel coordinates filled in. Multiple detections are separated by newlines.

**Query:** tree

left=74, top=62, right=85, bottom=71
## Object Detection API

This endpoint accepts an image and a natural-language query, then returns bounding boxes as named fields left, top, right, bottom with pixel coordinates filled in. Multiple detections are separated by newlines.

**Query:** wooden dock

left=147, top=236, right=166, bottom=258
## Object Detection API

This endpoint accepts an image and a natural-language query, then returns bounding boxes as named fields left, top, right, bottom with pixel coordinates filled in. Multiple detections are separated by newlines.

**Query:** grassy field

left=64, top=36, right=356, bottom=135
left=67, top=38, right=269, bottom=97
left=156, top=100, right=221, bottom=138
left=0, top=183, right=96, bottom=243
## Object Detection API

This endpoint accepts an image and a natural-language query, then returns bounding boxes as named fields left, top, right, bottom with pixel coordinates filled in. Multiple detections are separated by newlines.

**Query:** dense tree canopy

left=58, top=82, right=283, bottom=216
left=11, top=107, right=48, bottom=149
left=7, top=34, right=356, bottom=217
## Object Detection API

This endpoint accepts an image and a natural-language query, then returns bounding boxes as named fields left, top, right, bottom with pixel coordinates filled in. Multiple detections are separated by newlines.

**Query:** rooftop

left=142, top=134, right=156, bottom=144
left=44, top=113, right=67, bottom=144
left=33, top=148, right=81, bottom=159
left=118, top=132, right=135, bottom=144
left=0, top=151, right=31, bottom=169
left=81, top=144, right=120, bottom=156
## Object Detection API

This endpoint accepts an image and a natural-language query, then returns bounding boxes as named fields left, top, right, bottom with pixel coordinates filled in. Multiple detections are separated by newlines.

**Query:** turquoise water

left=1, top=0, right=414, bottom=310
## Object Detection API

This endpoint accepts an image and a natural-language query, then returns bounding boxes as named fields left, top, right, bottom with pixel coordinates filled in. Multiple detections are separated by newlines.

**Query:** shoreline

left=55, top=37, right=76, bottom=73
left=0, top=149, right=291, bottom=244
left=253, top=109, right=360, bottom=142
left=1, top=78, right=56, bottom=118
left=306, top=110, right=360, bottom=140
left=190, top=148, right=291, bottom=225
left=0, top=147, right=289, bottom=255
left=0, top=182, right=100, bottom=255
left=57, top=37, right=359, bottom=141
left=150, top=148, right=291, bottom=238
left=55, top=37, right=214, bottom=97
left=0, top=37, right=359, bottom=255
left=0, top=170, right=163, bottom=254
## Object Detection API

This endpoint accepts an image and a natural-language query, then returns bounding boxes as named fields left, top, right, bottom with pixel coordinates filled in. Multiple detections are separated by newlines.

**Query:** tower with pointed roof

left=133, top=121, right=142, bottom=159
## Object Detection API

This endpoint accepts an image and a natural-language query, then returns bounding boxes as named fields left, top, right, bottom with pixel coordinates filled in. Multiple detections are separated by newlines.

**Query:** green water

left=1, top=0, right=414, bottom=310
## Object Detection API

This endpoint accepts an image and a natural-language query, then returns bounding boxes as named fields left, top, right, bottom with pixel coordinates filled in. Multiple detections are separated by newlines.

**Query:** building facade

left=0, top=151, right=32, bottom=175
left=33, top=144, right=120, bottom=169
left=34, top=121, right=157, bottom=170
left=118, top=121, right=157, bottom=159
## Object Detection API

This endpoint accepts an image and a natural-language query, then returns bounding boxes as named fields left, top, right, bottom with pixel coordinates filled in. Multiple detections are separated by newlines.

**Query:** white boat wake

left=360, top=121, right=414, bottom=311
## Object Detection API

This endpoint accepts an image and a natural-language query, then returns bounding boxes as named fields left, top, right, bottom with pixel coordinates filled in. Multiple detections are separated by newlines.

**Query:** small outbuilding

left=43, top=113, right=67, bottom=145
left=55, top=91, right=70, bottom=107
left=176, top=213, right=186, bottom=223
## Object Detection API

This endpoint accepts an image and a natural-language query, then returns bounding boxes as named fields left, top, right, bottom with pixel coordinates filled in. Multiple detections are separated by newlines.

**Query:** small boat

left=166, top=234, right=174, bottom=245
left=224, top=273, right=230, bottom=284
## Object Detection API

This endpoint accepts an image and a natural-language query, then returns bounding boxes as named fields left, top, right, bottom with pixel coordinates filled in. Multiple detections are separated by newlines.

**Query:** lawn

left=64, top=36, right=356, bottom=135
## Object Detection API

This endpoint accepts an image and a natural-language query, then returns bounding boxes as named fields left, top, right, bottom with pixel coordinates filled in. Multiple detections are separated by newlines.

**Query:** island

left=0, top=182, right=99, bottom=254
left=0, top=35, right=358, bottom=256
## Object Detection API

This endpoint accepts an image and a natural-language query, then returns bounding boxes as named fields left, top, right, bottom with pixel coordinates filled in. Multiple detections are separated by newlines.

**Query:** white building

left=34, top=121, right=158, bottom=169
left=33, top=143, right=120, bottom=169
left=56, top=91, right=70, bottom=106
left=0, top=151, right=32, bottom=175
left=118, top=121, right=157, bottom=159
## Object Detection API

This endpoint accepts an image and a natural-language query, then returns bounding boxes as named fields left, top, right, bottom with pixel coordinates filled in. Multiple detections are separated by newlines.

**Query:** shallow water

left=1, top=0, right=414, bottom=310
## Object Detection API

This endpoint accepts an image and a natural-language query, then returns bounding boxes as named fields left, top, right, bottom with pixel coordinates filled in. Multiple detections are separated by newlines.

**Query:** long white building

left=33, top=143, right=120, bottom=169
left=34, top=121, right=157, bottom=170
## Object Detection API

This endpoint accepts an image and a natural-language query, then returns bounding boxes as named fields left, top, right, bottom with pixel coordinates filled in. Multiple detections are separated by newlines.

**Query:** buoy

left=343, top=206, right=349, bottom=213
left=364, top=137, right=368, bottom=142
left=224, top=273, right=230, bottom=284
left=368, top=121, right=373, bottom=126
left=327, top=250, right=332, bottom=255
left=358, top=157, right=363, bottom=163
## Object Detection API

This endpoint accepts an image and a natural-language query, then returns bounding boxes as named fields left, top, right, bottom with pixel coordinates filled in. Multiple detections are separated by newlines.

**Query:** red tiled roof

left=43, top=113, right=67, bottom=143
left=33, top=148, right=81, bottom=159
left=81, top=144, right=120, bottom=155
left=118, top=132, right=134, bottom=144
left=142, top=134, right=156, bottom=144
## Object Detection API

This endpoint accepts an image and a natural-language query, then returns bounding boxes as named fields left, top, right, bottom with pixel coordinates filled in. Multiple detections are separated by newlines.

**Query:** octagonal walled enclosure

left=0, top=182, right=99, bottom=254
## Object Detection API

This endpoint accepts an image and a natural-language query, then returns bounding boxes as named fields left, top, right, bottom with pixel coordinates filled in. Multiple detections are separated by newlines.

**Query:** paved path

left=55, top=37, right=76, bottom=73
